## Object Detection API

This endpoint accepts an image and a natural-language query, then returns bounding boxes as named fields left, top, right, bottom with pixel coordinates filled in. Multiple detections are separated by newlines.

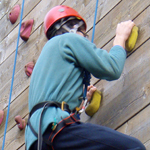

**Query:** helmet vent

left=59, top=8, right=65, bottom=12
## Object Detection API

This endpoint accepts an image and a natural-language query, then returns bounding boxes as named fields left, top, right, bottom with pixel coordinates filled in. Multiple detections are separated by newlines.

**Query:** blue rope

left=2, top=0, right=25, bottom=149
left=91, top=0, right=99, bottom=43
left=83, top=0, right=99, bottom=99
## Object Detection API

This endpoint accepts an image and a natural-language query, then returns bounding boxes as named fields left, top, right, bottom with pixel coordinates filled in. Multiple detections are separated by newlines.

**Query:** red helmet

left=44, top=5, right=87, bottom=39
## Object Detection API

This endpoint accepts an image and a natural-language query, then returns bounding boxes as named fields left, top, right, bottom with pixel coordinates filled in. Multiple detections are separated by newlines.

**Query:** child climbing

left=25, top=5, right=146, bottom=150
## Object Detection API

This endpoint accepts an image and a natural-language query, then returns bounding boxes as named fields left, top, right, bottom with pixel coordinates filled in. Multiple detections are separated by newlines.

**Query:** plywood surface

left=0, top=0, right=150, bottom=149
left=117, top=105, right=150, bottom=146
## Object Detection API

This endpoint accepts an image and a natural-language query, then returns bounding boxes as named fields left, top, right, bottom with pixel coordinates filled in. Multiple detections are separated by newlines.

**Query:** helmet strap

left=62, top=20, right=84, bottom=34
left=54, top=17, right=84, bottom=34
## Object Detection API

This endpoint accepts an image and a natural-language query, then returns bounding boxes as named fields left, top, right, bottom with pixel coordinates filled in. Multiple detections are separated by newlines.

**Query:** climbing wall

left=0, top=0, right=150, bottom=149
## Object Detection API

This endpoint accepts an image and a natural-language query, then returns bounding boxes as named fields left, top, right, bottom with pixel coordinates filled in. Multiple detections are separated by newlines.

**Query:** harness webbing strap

left=29, top=101, right=71, bottom=118
left=28, top=113, right=79, bottom=149
left=49, top=113, right=80, bottom=143
left=27, top=101, right=79, bottom=150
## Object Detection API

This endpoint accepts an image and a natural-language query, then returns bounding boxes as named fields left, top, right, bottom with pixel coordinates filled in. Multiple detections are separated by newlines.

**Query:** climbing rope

left=91, top=0, right=99, bottom=43
left=83, top=0, right=99, bottom=99
left=2, top=0, right=25, bottom=149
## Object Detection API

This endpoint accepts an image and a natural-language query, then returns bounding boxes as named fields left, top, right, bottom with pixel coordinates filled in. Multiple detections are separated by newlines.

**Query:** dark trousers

left=30, top=122, right=146, bottom=150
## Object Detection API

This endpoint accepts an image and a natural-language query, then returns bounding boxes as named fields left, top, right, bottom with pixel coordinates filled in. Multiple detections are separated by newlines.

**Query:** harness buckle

left=51, top=117, right=57, bottom=131
left=61, top=101, right=66, bottom=111
left=61, top=101, right=71, bottom=113
left=51, top=123, right=57, bottom=131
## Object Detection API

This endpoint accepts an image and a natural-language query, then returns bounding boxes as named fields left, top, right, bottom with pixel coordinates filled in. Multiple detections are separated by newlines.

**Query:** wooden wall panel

left=85, top=39, right=150, bottom=129
left=0, top=0, right=64, bottom=65
left=0, top=0, right=19, bottom=20
left=0, top=0, right=41, bottom=42
left=117, top=105, right=150, bottom=149
left=145, top=140, right=150, bottom=150
left=0, top=26, right=45, bottom=110
left=0, top=126, right=25, bottom=150
left=81, top=6, right=150, bottom=122
left=88, top=0, right=150, bottom=48
left=0, top=88, right=29, bottom=138
left=102, top=6, right=150, bottom=55
left=90, top=1, right=150, bottom=85
left=0, top=116, right=28, bottom=150
left=0, top=0, right=150, bottom=149
left=63, top=0, right=121, bottom=31
left=18, top=144, right=25, bottom=150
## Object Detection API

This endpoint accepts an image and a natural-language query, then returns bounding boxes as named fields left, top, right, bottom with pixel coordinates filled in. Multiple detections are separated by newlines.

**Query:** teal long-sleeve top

left=25, top=33, right=126, bottom=149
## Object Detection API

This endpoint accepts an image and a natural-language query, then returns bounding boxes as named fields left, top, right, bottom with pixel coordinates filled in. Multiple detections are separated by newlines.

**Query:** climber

left=25, top=5, right=146, bottom=150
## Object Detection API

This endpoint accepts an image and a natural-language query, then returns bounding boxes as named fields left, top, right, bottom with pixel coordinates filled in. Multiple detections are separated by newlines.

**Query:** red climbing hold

left=0, top=110, right=4, bottom=125
left=9, top=4, right=20, bottom=24
left=20, top=19, right=34, bottom=41
left=24, top=61, right=35, bottom=77
left=15, top=115, right=26, bottom=130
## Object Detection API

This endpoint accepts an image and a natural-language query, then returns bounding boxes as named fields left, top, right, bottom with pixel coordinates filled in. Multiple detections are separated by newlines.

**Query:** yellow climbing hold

left=85, top=90, right=102, bottom=117
left=125, top=26, right=139, bottom=52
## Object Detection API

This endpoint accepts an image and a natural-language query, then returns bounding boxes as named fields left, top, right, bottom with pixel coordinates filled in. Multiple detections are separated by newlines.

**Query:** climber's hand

left=86, top=85, right=97, bottom=102
left=78, top=85, right=97, bottom=110
left=113, top=20, right=135, bottom=49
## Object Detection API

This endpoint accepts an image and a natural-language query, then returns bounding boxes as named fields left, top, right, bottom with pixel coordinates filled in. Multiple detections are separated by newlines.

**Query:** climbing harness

left=2, top=0, right=25, bottom=149
left=27, top=101, right=80, bottom=150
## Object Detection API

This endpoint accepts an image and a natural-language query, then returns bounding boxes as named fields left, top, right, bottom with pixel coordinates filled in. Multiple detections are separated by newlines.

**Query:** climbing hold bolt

left=24, top=61, right=35, bottom=77
left=9, top=4, right=20, bottom=24
left=20, top=19, right=34, bottom=41
left=15, top=115, right=26, bottom=130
